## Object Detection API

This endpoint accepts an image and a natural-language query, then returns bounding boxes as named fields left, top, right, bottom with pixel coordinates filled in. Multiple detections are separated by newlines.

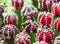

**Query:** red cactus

left=38, top=12, right=52, bottom=25
left=12, top=0, right=24, bottom=8
left=36, top=27, right=54, bottom=43
left=1, top=24, right=17, bottom=40
left=38, top=0, right=52, bottom=9
left=52, top=2, right=60, bottom=16
left=15, top=34, right=30, bottom=44
left=54, top=18, right=60, bottom=32
left=4, top=13, right=18, bottom=24
left=22, top=21, right=38, bottom=33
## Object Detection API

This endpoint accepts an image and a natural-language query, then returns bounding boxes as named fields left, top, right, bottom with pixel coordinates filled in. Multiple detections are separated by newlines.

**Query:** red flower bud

left=38, top=12, right=52, bottom=25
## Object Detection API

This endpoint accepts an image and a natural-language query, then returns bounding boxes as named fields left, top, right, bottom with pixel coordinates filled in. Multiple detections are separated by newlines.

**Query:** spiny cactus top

left=1, top=24, right=17, bottom=40
left=12, top=0, right=24, bottom=8
left=22, top=21, right=38, bottom=33
left=38, top=0, right=53, bottom=9
left=38, top=0, right=60, bottom=9
left=54, top=18, right=60, bottom=32
left=36, top=26, right=54, bottom=43
left=21, top=5, right=38, bottom=18
left=15, top=33, right=30, bottom=44
left=38, top=12, right=52, bottom=25
left=4, top=13, right=18, bottom=24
